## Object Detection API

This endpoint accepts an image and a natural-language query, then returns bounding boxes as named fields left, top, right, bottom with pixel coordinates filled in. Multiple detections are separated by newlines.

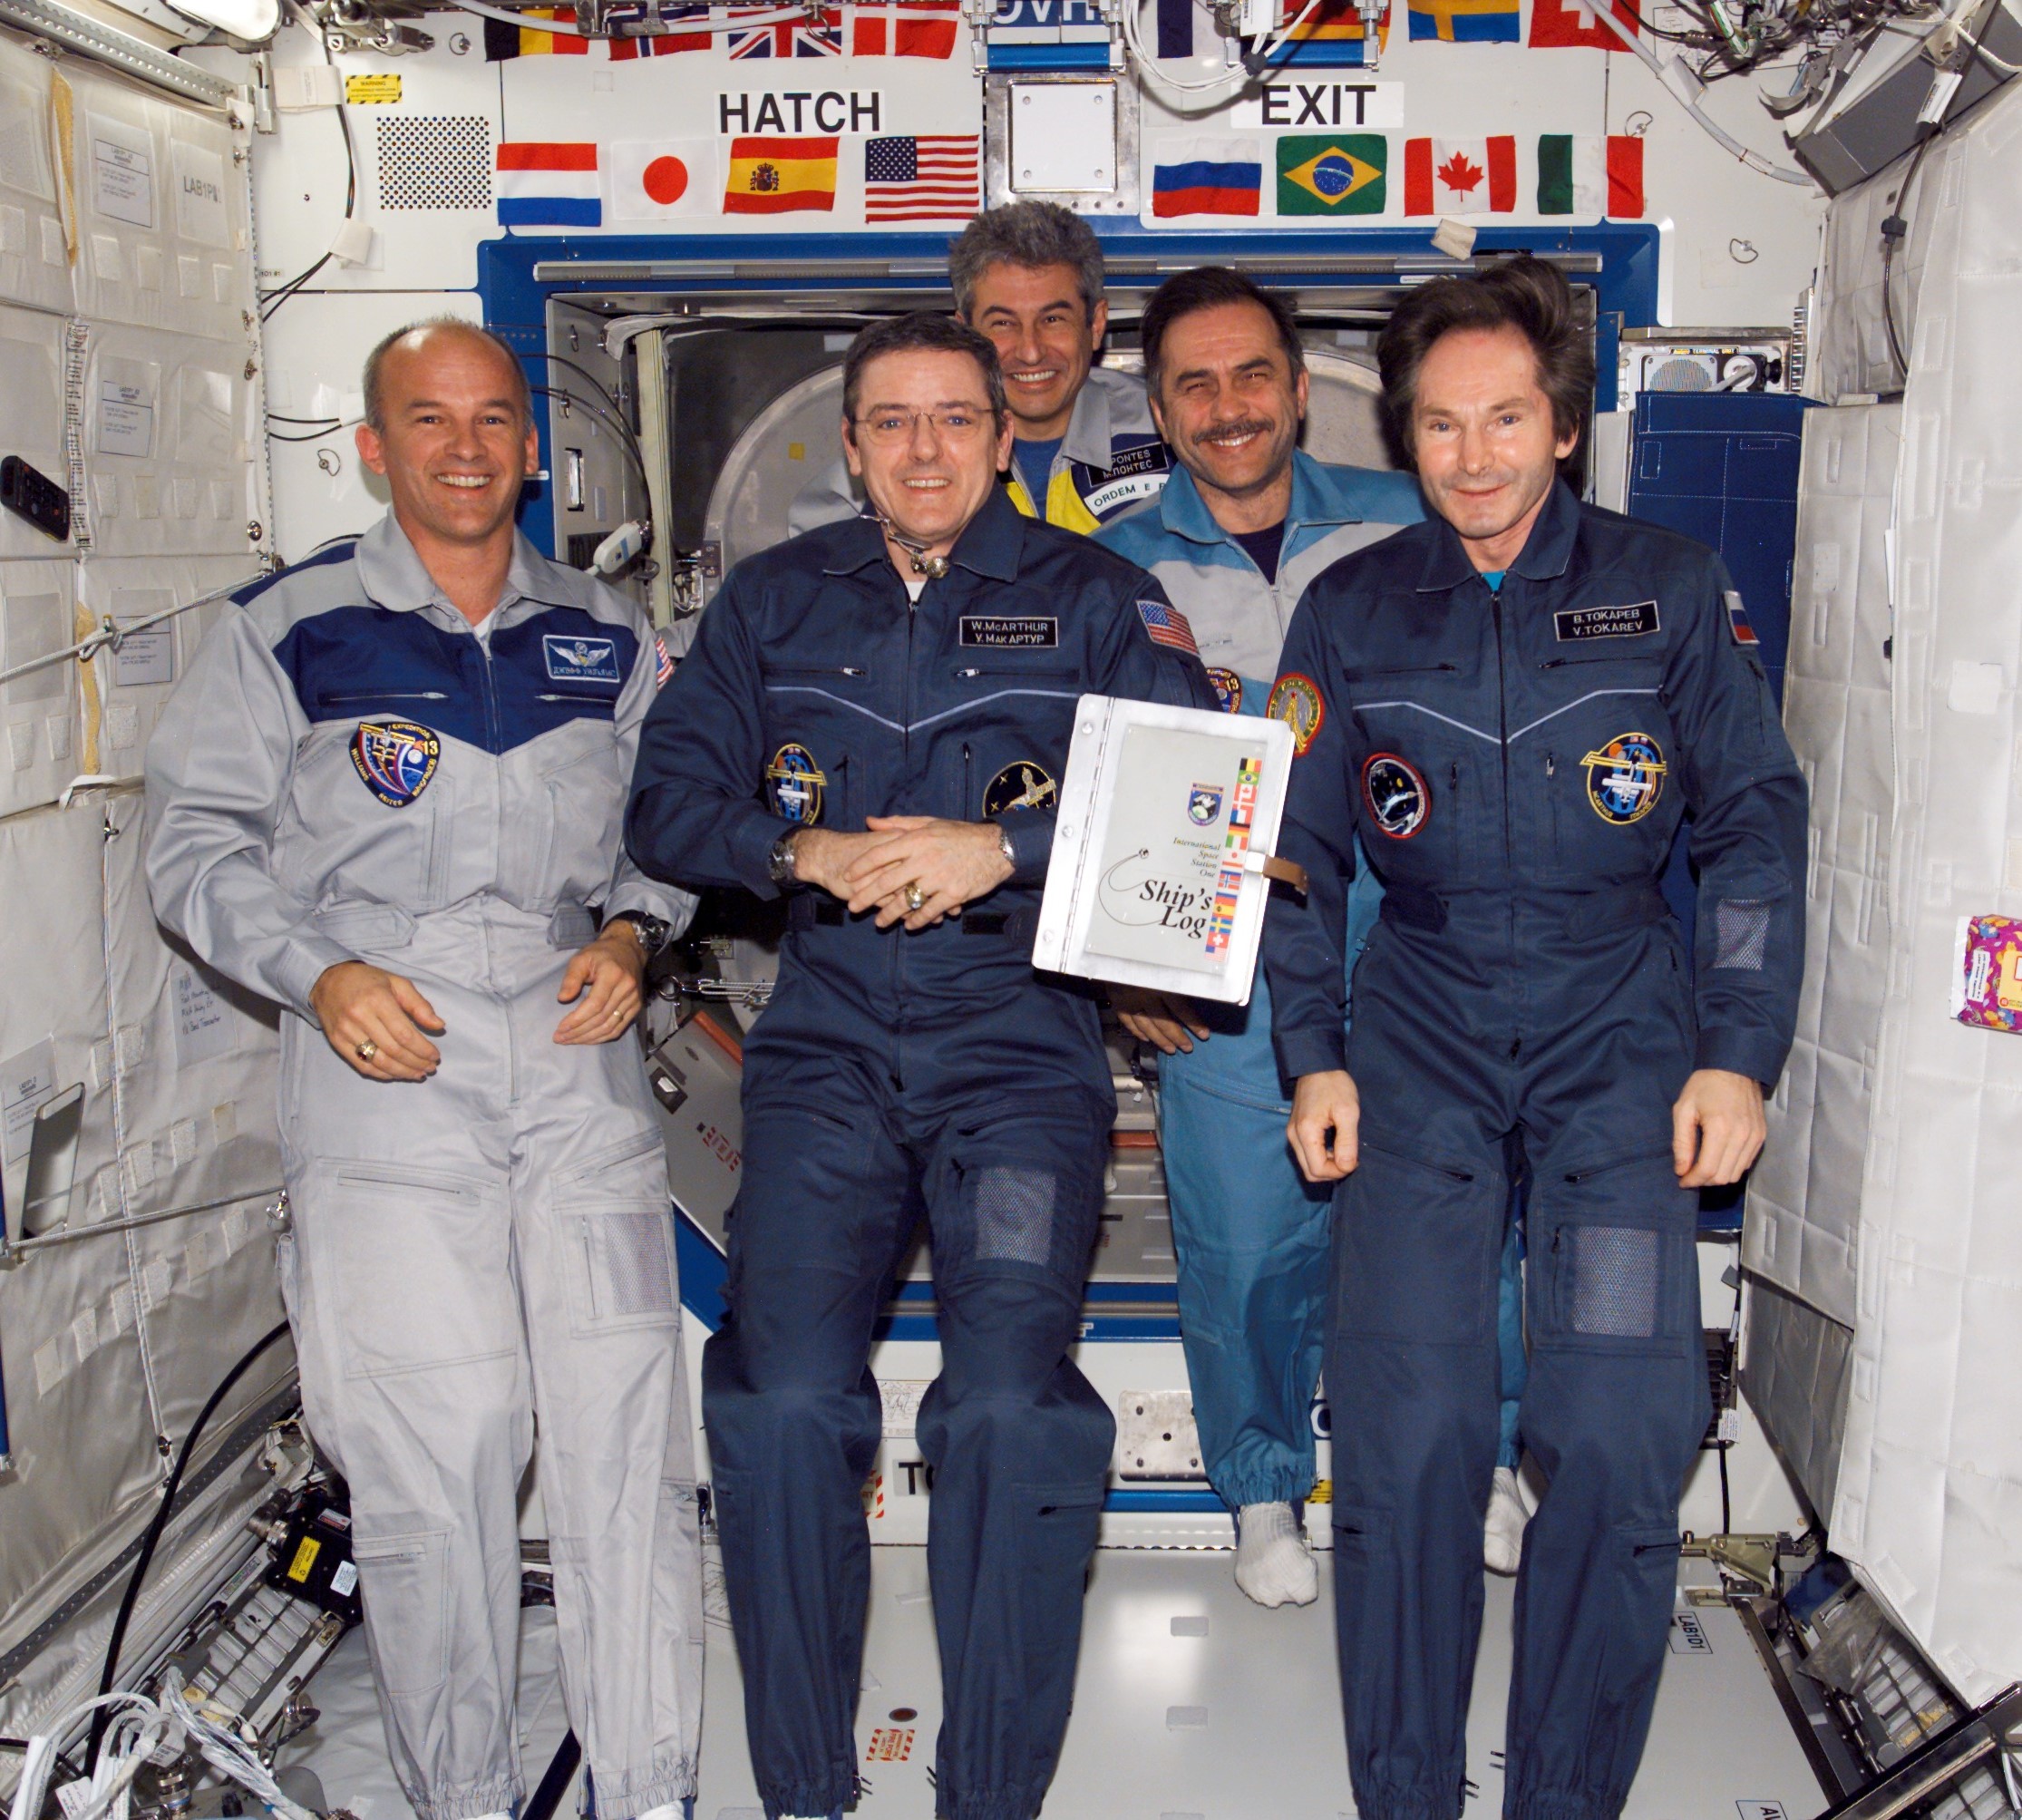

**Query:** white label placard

left=171, top=141, right=228, bottom=246
left=111, top=626, right=173, bottom=688
left=2, top=1037, right=56, bottom=1164
left=91, top=123, right=155, bottom=229
left=1230, top=79, right=1405, bottom=131
left=171, top=963, right=236, bottom=1066
left=1668, top=1610, right=1715, bottom=1654
left=98, top=381, right=154, bottom=457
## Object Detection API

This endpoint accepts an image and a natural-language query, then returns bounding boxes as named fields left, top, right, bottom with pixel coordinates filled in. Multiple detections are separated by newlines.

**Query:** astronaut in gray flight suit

left=145, top=322, right=702, bottom=1820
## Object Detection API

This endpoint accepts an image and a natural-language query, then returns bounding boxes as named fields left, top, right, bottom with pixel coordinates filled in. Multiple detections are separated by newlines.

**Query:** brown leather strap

left=1257, top=855, right=1309, bottom=894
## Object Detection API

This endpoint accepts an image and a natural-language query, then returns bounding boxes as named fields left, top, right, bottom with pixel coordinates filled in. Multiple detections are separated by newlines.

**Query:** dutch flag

left=496, top=143, right=602, bottom=229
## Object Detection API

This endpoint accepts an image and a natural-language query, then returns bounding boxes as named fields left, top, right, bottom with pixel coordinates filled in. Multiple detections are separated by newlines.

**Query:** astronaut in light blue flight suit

left=627, top=312, right=1213, bottom=1820
left=1094, top=268, right=1534, bottom=1605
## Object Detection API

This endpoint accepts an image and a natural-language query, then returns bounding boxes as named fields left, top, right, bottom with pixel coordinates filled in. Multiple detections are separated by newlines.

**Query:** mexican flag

left=1402, top=137, right=1516, bottom=215
left=1536, top=134, right=1645, bottom=217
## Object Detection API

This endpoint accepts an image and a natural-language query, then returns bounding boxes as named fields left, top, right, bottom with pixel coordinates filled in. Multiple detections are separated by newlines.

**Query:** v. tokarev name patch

left=960, top=616, right=1058, bottom=647
left=1554, top=600, right=1660, bottom=642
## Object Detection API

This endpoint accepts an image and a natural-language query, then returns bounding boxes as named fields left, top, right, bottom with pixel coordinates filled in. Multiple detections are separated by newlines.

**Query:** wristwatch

left=607, top=910, right=673, bottom=960
left=995, top=822, right=1016, bottom=871
left=766, top=829, right=802, bottom=886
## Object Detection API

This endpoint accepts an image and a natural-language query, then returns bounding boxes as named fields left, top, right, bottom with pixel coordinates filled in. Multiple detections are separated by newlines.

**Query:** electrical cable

left=450, top=0, right=805, bottom=35
left=266, top=420, right=360, bottom=443
left=1119, top=0, right=1325, bottom=95
left=258, top=5, right=356, bottom=321
left=85, top=1321, right=292, bottom=1771
left=530, top=384, right=652, bottom=483
left=530, top=351, right=627, bottom=423
left=1584, top=0, right=1815, bottom=180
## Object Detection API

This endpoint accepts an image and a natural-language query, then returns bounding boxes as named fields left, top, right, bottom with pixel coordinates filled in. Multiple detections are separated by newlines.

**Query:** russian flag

left=1151, top=136, right=1261, bottom=219
left=496, top=142, right=602, bottom=229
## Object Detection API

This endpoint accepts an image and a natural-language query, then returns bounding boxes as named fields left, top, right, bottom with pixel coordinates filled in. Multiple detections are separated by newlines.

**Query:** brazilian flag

left=1277, top=135, right=1385, bottom=215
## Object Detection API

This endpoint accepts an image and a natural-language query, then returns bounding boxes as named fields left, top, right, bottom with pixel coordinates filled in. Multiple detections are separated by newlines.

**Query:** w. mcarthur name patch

left=960, top=616, right=1058, bottom=647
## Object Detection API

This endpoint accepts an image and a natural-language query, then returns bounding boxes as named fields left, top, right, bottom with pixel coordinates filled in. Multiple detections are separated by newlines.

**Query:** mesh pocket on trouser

left=1570, top=1225, right=1659, bottom=1338
left=1712, top=897, right=1773, bottom=971
left=970, top=1166, right=1057, bottom=1269
left=590, top=1211, right=678, bottom=1316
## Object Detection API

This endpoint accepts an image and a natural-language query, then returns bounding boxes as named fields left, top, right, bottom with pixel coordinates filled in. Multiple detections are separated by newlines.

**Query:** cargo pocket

left=1531, top=1151, right=1697, bottom=1358
left=1334, top=1142, right=1502, bottom=1345
left=558, top=1132, right=680, bottom=1337
left=938, top=1135, right=1102, bottom=1298
left=320, top=1162, right=516, bottom=1379
left=352, top=1525, right=451, bottom=1696
left=1016, top=1480, right=1103, bottom=1745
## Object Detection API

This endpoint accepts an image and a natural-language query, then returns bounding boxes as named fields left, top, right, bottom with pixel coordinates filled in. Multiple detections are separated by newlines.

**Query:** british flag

left=1136, top=598, right=1200, bottom=657
left=727, top=4, right=840, bottom=54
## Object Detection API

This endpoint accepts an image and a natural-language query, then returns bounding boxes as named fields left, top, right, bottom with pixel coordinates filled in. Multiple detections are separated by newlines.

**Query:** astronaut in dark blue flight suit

left=1263, top=259, right=1806, bottom=1820
left=627, top=312, right=1213, bottom=1820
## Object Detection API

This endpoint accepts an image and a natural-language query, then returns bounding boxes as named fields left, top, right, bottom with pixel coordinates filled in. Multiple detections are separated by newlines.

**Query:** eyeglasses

left=851, top=407, right=994, bottom=447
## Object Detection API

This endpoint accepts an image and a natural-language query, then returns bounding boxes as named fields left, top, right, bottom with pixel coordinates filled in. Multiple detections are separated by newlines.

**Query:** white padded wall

left=0, top=36, right=74, bottom=316
left=1745, top=401, right=1900, bottom=1328
left=1827, top=79, right=2022, bottom=1706
left=0, top=560, right=77, bottom=819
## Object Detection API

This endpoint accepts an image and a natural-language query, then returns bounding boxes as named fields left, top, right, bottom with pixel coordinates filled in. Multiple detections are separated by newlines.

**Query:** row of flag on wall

left=485, top=0, right=960, bottom=60
left=1152, top=0, right=1638, bottom=63
left=495, top=134, right=983, bottom=224
left=1151, top=132, right=1645, bottom=218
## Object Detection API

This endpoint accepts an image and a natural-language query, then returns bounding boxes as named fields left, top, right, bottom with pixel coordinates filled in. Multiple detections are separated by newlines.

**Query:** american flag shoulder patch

left=654, top=631, right=675, bottom=686
left=1136, top=597, right=1199, bottom=657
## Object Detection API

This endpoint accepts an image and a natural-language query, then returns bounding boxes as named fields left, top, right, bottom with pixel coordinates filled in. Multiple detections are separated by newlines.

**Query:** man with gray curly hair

left=793, top=201, right=1171, bottom=535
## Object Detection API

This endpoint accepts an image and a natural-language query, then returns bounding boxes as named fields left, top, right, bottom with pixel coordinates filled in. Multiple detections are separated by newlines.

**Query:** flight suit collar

left=1154, top=449, right=1364, bottom=549
left=1060, top=365, right=1120, bottom=470
left=355, top=510, right=560, bottom=624
left=1414, top=476, right=1581, bottom=593
left=816, top=482, right=1026, bottom=584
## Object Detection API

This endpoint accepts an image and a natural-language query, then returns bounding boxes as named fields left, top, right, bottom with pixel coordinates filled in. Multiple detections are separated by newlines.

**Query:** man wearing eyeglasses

left=627, top=312, right=1214, bottom=1820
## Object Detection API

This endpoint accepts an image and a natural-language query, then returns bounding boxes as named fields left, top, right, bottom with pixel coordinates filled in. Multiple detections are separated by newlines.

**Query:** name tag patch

left=1555, top=600, right=1660, bottom=642
left=544, top=634, right=621, bottom=684
left=960, top=616, right=1058, bottom=648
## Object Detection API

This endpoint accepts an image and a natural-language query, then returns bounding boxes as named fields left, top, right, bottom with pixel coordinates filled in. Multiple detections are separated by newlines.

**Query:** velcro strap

left=1563, top=883, right=1673, bottom=941
left=959, top=907, right=1036, bottom=939
left=1249, top=853, right=1308, bottom=894
left=786, top=896, right=1035, bottom=939
left=787, top=895, right=849, bottom=929
left=1380, top=881, right=1448, bottom=933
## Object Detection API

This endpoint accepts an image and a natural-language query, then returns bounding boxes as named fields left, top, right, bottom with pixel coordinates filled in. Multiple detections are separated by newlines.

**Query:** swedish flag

left=1278, top=135, right=1385, bottom=215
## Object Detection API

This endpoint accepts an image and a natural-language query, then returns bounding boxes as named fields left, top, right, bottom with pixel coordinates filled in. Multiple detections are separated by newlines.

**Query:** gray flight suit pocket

left=351, top=1524, right=452, bottom=1695
left=558, top=1133, right=681, bottom=1337
left=316, top=1161, right=518, bottom=1379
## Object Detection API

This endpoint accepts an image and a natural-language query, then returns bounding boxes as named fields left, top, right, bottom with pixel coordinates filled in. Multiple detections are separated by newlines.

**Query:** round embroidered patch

left=1580, top=732, right=1668, bottom=824
left=983, top=760, right=1057, bottom=816
left=1267, top=673, right=1326, bottom=755
left=1361, top=752, right=1429, bottom=840
left=350, top=720, right=441, bottom=808
left=764, top=743, right=827, bottom=823
left=1206, top=667, right=1244, bottom=715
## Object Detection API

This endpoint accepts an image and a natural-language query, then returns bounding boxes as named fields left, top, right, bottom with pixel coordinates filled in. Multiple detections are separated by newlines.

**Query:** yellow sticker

left=345, top=73, right=402, bottom=104
left=1307, top=1478, right=1333, bottom=1504
left=287, top=1535, right=322, bottom=1582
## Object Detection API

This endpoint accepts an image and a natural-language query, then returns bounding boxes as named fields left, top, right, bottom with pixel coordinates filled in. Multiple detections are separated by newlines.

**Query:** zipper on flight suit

left=1491, top=590, right=1520, bottom=1062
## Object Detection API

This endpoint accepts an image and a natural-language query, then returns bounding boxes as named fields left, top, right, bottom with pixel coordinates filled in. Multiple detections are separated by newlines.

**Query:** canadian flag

left=1403, top=136, right=1517, bottom=215
left=609, top=139, right=719, bottom=220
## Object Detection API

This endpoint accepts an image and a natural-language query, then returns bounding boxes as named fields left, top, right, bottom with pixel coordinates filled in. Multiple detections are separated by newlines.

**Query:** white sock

left=1234, top=1501, right=1318, bottom=1608
left=636, top=1806, right=684, bottom=1820
left=1484, top=1465, right=1531, bottom=1575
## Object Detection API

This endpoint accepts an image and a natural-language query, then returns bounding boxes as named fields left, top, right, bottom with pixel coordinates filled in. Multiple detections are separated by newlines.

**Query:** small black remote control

left=0, top=454, right=71, bottom=541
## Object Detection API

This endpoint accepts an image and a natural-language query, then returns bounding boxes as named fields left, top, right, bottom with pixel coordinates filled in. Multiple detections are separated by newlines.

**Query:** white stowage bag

left=1746, top=401, right=1900, bottom=1331
left=0, top=793, right=290, bottom=1744
left=1803, top=78, right=2022, bottom=1705
left=0, top=35, right=74, bottom=317
left=0, top=558, right=80, bottom=822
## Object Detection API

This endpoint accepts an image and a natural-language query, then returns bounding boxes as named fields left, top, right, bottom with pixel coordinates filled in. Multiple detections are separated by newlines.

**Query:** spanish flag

left=724, top=136, right=838, bottom=213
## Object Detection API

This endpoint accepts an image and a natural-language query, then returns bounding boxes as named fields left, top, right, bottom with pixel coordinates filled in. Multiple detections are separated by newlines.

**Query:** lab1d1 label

left=1669, top=1610, right=1714, bottom=1654
left=1736, top=1805, right=1790, bottom=1820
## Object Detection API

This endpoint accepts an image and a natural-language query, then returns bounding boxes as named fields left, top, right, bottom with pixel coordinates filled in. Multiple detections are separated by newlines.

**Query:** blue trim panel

left=1104, top=1487, right=1228, bottom=1513
left=984, top=41, right=1112, bottom=66
left=477, top=223, right=1661, bottom=559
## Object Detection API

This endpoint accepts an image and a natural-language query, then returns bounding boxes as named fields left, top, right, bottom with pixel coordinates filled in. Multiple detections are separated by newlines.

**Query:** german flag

left=723, top=135, right=838, bottom=212
left=483, top=5, right=589, bottom=56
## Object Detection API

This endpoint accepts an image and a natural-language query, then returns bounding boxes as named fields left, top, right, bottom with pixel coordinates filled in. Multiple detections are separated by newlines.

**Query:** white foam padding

left=0, top=37, right=75, bottom=316
left=0, top=303, right=69, bottom=562
left=75, top=319, right=258, bottom=560
left=0, top=557, right=79, bottom=821
left=1823, top=78, right=2022, bottom=1705
left=64, top=60, right=256, bottom=342
left=1745, top=402, right=1900, bottom=1329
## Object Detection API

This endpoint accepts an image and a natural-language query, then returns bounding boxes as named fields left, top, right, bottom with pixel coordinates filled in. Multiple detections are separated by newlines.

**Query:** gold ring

left=904, top=882, right=927, bottom=912
left=355, top=1039, right=378, bottom=1062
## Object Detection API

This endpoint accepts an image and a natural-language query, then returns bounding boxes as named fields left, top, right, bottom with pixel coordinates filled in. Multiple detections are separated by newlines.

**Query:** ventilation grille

left=1646, top=355, right=1716, bottom=393
left=375, top=116, right=493, bottom=210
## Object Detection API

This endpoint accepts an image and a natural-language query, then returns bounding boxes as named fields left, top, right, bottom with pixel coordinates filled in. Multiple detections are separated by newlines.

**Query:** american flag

left=863, top=134, right=980, bottom=222
left=654, top=632, right=675, bottom=686
left=727, top=4, right=840, bottom=54
left=1136, top=598, right=1199, bottom=657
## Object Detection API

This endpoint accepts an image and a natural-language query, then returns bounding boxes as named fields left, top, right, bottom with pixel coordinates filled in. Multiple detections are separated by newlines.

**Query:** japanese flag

left=1402, top=136, right=1517, bottom=214
left=610, top=139, right=718, bottom=220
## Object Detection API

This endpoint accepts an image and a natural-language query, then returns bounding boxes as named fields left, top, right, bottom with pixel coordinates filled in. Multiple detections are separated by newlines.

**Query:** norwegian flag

left=850, top=0, right=960, bottom=56
left=607, top=2, right=715, bottom=57
left=727, top=4, right=840, bottom=54
left=1137, top=598, right=1200, bottom=657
